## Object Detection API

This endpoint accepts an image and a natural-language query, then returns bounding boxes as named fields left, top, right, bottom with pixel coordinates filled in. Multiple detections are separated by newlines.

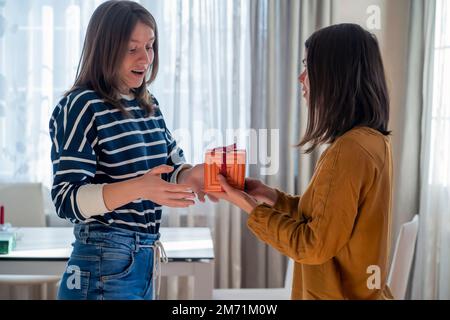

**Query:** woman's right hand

left=244, top=178, right=278, bottom=207
left=138, top=165, right=196, bottom=208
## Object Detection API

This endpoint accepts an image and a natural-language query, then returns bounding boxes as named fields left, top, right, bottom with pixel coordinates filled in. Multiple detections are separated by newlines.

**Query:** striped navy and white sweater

left=49, top=88, right=188, bottom=234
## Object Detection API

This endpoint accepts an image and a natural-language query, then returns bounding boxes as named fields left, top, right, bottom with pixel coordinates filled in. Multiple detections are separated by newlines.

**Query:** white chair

left=213, top=258, right=294, bottom=300
left=0, top=182, right=61, bottom=300
left=387, top=214, right=419, bottom=300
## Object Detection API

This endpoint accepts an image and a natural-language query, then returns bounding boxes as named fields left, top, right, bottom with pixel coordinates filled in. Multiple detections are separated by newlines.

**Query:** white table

left=0, top=227, right=215, bottom=299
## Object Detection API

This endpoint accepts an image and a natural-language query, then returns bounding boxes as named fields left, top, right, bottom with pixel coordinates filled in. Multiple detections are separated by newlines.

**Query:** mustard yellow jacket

left=247, top=127, right=394, bottom=299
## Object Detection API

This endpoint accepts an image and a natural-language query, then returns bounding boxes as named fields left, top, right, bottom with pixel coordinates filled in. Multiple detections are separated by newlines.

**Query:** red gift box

left=204, top=143, right=246, bottom=192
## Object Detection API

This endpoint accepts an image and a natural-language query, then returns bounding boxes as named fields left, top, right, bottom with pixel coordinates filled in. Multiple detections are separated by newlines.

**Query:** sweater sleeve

left=247, top=139, right=374, bottom=265
left=49, top=91, right=110, bottom=223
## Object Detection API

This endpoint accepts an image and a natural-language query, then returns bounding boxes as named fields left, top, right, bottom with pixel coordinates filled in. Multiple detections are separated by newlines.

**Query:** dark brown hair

left=67, top=0, right=159, bottom=114
left=299, top=23, right=390, bottom=153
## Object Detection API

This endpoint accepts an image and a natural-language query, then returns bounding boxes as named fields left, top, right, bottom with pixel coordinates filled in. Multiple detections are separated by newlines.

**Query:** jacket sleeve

left=272, top=189, right=301, bottom=215
left=247, top=139, right=374, bottom=265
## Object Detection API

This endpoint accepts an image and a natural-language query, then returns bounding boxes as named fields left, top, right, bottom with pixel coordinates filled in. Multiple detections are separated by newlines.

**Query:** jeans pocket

left=58, top=256, right=92, bottom=300
left=100, top=247, right=135, bottom=281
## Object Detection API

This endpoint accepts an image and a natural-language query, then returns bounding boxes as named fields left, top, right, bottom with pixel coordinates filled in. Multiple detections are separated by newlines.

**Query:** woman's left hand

left=207, top=175, right=259, bottom=214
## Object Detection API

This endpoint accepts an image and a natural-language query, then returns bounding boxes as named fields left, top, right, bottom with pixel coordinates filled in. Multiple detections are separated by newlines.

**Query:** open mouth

left=131, top=70, right=146, bottom=76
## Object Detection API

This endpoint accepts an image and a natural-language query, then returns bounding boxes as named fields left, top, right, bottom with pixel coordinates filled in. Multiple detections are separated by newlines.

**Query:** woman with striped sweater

left=50, top=1, right=207, bottom=300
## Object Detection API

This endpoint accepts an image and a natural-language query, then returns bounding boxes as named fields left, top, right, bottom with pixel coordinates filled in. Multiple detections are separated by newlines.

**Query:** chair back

left=284, top=258, right=294, bottom=289
left=387, top=214, right=419, bottom=299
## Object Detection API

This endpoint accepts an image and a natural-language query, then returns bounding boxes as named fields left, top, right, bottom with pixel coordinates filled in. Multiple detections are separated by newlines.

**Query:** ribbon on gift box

left=210, top=143, right=238, bottom=176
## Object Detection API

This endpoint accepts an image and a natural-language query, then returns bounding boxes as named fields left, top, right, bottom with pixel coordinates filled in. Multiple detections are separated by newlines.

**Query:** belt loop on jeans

left=151, top=240, right=168, bottom=300
left=79, top=223, right=89, bottom=243
left=135, top=234, right=140, bottom=252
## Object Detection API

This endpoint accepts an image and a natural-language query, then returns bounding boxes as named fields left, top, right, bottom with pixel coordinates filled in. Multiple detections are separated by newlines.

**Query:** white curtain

left=0, top=0, right=105, bottom=186
left=412, top=0, right=450, bottom=300
left=242, top=0, right=331, bottom=289
left=141, top=0, right=253, bottom=298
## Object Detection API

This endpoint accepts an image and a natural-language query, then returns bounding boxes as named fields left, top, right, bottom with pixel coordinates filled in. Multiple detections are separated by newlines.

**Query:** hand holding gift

left=243, top=178, right=278, bottom=206
left=207, top=175, right=258, bottom=214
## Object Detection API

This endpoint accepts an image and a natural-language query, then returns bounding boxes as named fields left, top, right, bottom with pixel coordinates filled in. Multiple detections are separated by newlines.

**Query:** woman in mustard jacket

left=209, top=23, right=394, bottom=300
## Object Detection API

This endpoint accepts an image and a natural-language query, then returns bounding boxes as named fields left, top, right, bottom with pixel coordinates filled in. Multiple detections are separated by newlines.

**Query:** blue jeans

left=57, top=222, right=160, bottom=300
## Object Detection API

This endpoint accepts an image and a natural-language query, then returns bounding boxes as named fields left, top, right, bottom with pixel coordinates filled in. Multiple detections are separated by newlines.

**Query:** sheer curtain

left=141, top=0, right=253, bottom=298
left=0, top=0, right=103, bottom=186
left=243, top=0, right=331, bottom=289
left=412, top=0, right=450, bottom=300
